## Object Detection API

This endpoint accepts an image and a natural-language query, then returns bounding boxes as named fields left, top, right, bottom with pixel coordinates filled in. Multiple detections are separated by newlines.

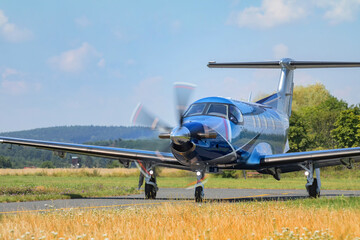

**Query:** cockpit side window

left=206, top=104, right=228, bottom=118
left=184, top=103, right=206, bottom=117
left=229, top=105, right=243, bottom=124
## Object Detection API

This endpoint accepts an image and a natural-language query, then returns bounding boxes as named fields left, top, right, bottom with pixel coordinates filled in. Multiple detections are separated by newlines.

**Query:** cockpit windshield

left=207, top=103, right=228, bottom=117
left=184, top=103, right=243, bottom=124
left=185, top=103, right=207, bottom=117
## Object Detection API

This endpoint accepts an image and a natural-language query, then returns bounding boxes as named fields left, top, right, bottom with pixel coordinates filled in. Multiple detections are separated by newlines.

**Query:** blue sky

left=1, top=0, right=360, bottom=132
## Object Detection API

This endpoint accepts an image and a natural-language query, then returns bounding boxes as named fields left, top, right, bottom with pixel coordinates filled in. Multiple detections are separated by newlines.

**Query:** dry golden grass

left=0, top=168, right=190, bottom=178
left=1, top=201, right=359, bottom=240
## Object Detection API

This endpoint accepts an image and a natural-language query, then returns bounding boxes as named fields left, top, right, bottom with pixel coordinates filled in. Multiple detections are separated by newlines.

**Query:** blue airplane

left=1, top=58, right=360, bottom=202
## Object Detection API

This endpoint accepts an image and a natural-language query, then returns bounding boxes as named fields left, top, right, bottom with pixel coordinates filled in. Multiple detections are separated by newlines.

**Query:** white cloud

left=49, top=42, right=104, bottom=73
left=97, top=58, right=106, bottom=68
left=1, top=68, right=18, bottom=79
left=318, top=0, right=360, bottom=24
left=228, top=0, right=360, bottom=28
left=0, top=9, right=33, bottom=42
left=75, top=16, right=91, bottom=28
left=0, top=68, right=41, bottom=95
left=228, top=0, right=307, bottom=29
left=273, top=44, right=289, bottom=59
left=1, top=79, right=27, bottom=95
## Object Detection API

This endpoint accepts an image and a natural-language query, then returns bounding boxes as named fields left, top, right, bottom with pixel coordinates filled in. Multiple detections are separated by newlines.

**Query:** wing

left=0, top=136, right=187, bottom=170
left=260, top=147, right=360, bottom=172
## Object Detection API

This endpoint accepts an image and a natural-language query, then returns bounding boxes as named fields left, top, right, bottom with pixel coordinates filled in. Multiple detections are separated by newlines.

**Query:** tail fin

left=208, top=58, right=360, bottom=117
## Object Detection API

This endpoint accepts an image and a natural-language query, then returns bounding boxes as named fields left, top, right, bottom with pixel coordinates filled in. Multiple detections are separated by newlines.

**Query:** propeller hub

left=170, top=126, right=191, bottom=145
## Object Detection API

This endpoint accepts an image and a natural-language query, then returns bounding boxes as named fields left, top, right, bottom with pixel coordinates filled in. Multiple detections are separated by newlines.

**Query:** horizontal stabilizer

left=208, top=60, right=360, bottom=69
left=208, top=58, right=360, bottom=117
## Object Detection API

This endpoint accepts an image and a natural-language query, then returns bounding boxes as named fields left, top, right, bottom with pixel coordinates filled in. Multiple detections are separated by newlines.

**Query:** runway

left=1, top=188, right=360, bottom=214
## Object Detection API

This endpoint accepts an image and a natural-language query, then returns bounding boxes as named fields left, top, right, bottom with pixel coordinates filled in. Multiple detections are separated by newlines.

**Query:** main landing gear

left=137, top=162, right=158, bottom=199
left=301, top=161, right=321, bottom=198
left=145, top=172, right=158, bottom=199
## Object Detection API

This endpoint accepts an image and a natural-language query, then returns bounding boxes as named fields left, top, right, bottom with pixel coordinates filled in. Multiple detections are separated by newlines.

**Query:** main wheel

left=195, top=186, right=203, bottom=202
left=306, top=178, right=320, bottom=198
left=145, top=183, right=157, bottom=199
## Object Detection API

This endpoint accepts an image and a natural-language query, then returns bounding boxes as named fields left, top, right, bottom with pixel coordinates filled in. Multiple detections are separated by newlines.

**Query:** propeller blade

left=135, top=160, right=151, bottom=179
left=174, top=82, right=196, bottom=125
left=185, top=175, right=208, bottom=190
left=131, top=103, right=172, bottom=132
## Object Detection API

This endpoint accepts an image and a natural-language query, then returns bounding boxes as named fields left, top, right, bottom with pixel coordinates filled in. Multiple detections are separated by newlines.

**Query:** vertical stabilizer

left=276, top=58, right=295, bottom=117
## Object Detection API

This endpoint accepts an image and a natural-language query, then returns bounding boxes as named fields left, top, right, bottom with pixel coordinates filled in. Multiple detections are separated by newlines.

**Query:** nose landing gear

left=194, top=171, right=205, bottom=202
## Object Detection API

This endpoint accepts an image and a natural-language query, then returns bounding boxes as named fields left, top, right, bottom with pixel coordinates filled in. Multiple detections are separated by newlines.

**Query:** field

left=1, top=197, right=360, bottom=239
left=1, top=168, right=360, bottom=203
left=1, top=168, right=360, bottom=239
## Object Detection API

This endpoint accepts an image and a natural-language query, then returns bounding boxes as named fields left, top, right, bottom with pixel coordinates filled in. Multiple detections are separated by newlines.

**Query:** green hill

left=0, top=125, right=165, bottom=168
left=0, top=125, right=157, bottom=143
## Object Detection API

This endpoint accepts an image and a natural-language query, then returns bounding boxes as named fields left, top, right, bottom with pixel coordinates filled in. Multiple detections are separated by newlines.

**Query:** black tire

left=306, top=178, right=320, bottom=198
left=145, top=183, right=157, bottom=199
left=195, top=186, right=203, bottom=202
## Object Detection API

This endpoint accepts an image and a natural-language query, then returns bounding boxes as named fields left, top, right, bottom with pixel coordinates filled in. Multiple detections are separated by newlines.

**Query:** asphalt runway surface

left=1, top=188, right=360, bottom=214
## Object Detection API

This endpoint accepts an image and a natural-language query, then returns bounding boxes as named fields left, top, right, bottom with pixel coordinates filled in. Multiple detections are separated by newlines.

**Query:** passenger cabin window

left=206, top=104, right=228, bottom=118
left=229, top=105, right=243, bottom=124
left=185, top=103, right=206, bottom=116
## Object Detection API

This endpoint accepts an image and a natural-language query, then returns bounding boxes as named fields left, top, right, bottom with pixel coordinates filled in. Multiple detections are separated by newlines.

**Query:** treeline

left=0, top=126, right=163, bottom=169
left=289, top=83, right=360, bottom=152
left=0, top=138, right=170, bottom=169
left=0, top=126, right=156, bottom=143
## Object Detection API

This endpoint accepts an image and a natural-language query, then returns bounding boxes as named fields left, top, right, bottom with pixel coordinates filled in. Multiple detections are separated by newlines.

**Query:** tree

left=292, top=83, right=331, bottom=112
left=40, top=161, right=55, bottom=168
left=331, top=107, right=360, bottom=148
left=0, top=156, right=12, bottom=168
left=300, top=96, right=348, bottom=149
left=288, top=112, right=311, bottom=152
left=107, top=160, right=120, bottom=168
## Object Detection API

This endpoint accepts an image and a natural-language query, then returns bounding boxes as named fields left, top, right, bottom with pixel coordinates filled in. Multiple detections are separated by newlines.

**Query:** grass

left=0, top=197, right=360, bottom=239
left=0, top=168, right=359, bottom=203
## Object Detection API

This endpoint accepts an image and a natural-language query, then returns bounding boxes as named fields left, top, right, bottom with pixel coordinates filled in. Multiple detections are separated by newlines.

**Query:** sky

left=1, top=0, right=360, bottom=132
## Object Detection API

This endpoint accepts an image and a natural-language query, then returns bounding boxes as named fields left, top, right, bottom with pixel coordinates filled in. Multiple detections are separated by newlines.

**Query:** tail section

left=208, top=59, right=360, bottom=118
left=258, top=58, right=294, bottom=117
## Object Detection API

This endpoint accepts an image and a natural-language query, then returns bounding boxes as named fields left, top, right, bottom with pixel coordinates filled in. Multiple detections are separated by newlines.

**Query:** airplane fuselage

left=170, top=96, right=289, bottom=170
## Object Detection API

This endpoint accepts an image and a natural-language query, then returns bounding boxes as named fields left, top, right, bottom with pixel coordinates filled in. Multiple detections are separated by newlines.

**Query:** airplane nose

left=170, top=126, right=191, bottom=145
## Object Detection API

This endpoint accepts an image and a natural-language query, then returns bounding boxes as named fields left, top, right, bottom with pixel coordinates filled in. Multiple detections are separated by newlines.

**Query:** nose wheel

left=194, top=170, right=205, bottom=202
left=195, top=186, right=204, bottom=202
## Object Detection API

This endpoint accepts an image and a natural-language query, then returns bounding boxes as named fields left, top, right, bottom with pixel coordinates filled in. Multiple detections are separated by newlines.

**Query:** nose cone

left=170, top=126, right=191, bottom=145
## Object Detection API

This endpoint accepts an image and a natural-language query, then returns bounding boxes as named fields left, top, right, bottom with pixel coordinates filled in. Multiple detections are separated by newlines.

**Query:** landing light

left=196, top=171, right=201, bottom=176
left=149, top=170, right=154, bottom=175
left=304, top=171, right=310, bottom=176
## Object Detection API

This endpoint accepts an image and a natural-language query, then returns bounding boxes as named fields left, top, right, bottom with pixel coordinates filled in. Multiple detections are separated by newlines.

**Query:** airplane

left=1, top=58, right=360, bottom=202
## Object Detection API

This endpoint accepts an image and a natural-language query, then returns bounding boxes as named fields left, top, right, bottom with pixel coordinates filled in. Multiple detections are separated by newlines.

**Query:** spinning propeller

left=131, top=82, right=197, bottom=189
left=131, top=82, right=196, bottom=133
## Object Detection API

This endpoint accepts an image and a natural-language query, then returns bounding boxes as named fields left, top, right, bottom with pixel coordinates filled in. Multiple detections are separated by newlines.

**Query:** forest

left=1, top=83, right=359, bottom=168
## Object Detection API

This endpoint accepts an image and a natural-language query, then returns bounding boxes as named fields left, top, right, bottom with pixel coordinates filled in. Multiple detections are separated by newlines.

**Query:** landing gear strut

left=194, top=171, right=205, bottom=202
left=136, top=161, right=158, bottom=199
left=301, top=161, right=321, bottom=198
